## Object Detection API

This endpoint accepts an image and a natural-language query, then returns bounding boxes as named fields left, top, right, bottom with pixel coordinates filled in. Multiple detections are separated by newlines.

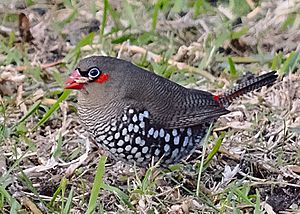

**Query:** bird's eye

left=88, top=67, right=101, bottom=79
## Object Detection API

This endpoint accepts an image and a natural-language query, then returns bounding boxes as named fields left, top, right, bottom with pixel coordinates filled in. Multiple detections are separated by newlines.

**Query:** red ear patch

left=95, top=73, right=109, bottom=84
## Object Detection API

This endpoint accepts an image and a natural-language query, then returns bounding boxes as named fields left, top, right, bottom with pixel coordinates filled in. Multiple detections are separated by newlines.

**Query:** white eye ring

left=88, top=67, right=101, bottom=78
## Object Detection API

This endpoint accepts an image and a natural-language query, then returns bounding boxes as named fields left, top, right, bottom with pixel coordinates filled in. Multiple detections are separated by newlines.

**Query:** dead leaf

left=289, top=165, right=300, bottom=174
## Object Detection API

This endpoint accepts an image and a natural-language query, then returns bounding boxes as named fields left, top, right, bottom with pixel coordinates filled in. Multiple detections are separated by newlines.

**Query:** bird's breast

left=79, top=104, right=210, bottom=166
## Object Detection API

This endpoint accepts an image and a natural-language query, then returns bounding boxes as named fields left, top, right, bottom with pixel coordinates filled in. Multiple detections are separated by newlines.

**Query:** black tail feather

left=219, top=71, right=277, bottom=107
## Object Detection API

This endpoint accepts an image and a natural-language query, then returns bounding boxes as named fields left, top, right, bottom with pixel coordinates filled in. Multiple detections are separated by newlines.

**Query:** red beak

left=64, top=70, right=84, bottom=90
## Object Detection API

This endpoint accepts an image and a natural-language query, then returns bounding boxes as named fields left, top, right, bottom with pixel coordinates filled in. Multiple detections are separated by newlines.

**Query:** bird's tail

left=218, top=71, right=278, bottom=107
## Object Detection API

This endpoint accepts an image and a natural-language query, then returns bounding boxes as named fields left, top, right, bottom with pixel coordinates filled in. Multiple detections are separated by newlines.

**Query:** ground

left=0, top=0, right=300, bottom=213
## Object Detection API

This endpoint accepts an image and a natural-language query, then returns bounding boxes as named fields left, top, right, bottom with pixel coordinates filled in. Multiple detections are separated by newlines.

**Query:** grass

left=0, top=0, right=300, bottom=213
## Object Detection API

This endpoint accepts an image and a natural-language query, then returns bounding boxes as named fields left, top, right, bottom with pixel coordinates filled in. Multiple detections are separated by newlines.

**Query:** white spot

left=103, top=140, right=109, bottom=145
left=128, top=124, right=134, bottom=132
left=110, top=148, right=116, bottom=153
left=118, top=123, right=123, bottom=129
left=129, top=109, right=134, bottom=114
left=135, top=136, right=141, bottom=145
left=142, top=146, right=149, bottom=154
left=183, top=137, right=189, bottom=147
left=111, top=120, right=117, bottom=126
left=174, top=136, right=180, bottom=145
left=117, top=148, right=124, bottom=153
left=124, top=135, right=130, bottom=142
left=122, top=128, right=127, bottom=136
left=145, top=154, right=152, bottom=159
left=180, top=147, right=187, bottom=154
left=114, top=132, right=120, bottom=139
left=140, top=140, right=145, bottom=146
left=148, top=128, right=154, bottom=135
left=107, top=136, right=113, bottom=141
left=134, top=125, right=139, bottom=133
left=164, top=144, right=170, bottom=152
left=154, top=148, right=160, bottom=156
left=159, top=128, right=165, bottom=137
left=132, top=114, right=138, bottom=122
left=165, top=133, right=170, bottom=142
left=180, top=128, right=185, bottom=132
left=137, top=157, right=144, bottom=162
left=138, top=113, right=144, bottom=121
left=153, top=130, right=159, bottom=139
left=143, top=111, right=149, bottom=118
left=98, top=135, right=106, bottom=141
left=111, top=126, right=117, bottom=131
left=127, top=155, right=133, bottom=160
left=171, top=148, right=179, bottom=159
left=188, top=138, right=193, bottom=146
left=122, top=115, right=127, bottom=121
left=131, top=147, right=138, bottom=154
left=119, top=153, right=126, bottom=158
left=187, top=128, right=192, bottom=136
left=139, top=121, right=145, bottom=129
left=125, top=145, right=132, bottom=151
left=104, top=126, right=111, bottom=133
left=165, top=159, right=172, bottom=164
left=135, top=152, right=141, bottom=158
left=117, top=140, right=124, bottom=146
left=108, top=142, right=115, bottom=147
left=180, top=147, right=185, bottom=153
left=172, top=129, right=178, bottom=136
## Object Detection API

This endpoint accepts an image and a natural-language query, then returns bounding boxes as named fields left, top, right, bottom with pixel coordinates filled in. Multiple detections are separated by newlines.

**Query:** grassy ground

left=0, top=0, right=300, bottom=213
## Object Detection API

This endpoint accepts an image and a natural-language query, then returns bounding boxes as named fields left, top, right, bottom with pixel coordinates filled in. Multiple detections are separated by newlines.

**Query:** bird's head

left=64, top=56, right=145, bottom=105
left=64, top=56, right=123, bottom=90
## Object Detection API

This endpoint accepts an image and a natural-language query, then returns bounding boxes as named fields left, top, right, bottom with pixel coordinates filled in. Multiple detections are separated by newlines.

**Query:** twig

left=67, top=43, right=216, bottom=81
left=113, top=44, right=216, bottom=82
left=247, top=7, right=262, bottom=19
left=3, top=59, right=64, bottom=72
left=21, top=197, right=43, bottom=214
left=245, top=0, right=255, bottom=10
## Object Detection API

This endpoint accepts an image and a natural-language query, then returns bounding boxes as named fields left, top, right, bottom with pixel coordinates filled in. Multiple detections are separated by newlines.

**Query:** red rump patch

left=213, top=95, right=220, bottom=101
left=95, top=73, right=109, bottom=84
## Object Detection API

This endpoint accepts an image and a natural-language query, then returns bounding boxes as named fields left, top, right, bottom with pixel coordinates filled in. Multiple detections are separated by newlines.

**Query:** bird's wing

left=126, top=88, right=229, bottom=129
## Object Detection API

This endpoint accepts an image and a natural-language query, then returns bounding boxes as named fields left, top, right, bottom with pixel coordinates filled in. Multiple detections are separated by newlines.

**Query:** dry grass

left=0, top=0, right=300, bottom=213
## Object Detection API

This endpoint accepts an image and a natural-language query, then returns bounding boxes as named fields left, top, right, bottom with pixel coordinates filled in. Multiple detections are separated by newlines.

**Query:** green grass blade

left=86, top=156, right=107, bottom=214
left=271, top=53, right=281, bottom=70
left=60, top=177, right=68, bottom=212
left=13, top=100, right=41, bottom=128
left=49, top=185, right=62, bottom=208
left=0, top=186, right=21, bottom=212
left=9, top=197, right=19, bottom=214
left=123, top=0, right=137, bottom=28
left=228, top=57, right=238, bottom=78
left=76, top=32, right=95, bottom=49
left=168, top=176, right=218, bottom=212
left=62, top=187, right=74, bottom=214
left=32, top=89, right=71, bottom=131
left=196, top=123, right=213, bottom=197
left=280, top=51, right=300, bottom=74
left=101, top=183, right=133, bottom=209
left=194, top=0, right=203, bottom=17
left=100, top=0, right=109, bottom=40
left=53, top=132, right=63, bottom=158
left=203, top=132, right=225, bottom=168
left=152, top=0, right=163, bottom=32
left=254, top=189, right=261, bottom=214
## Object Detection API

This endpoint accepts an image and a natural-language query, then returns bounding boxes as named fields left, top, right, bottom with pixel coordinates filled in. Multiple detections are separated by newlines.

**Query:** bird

left=65, top=56, right=277, bottom=167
